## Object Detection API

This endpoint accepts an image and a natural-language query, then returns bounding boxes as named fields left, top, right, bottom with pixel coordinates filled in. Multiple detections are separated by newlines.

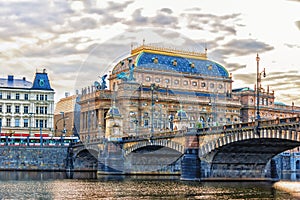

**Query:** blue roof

left=0, top=72, right=53, bottom=91
left=0, top=76, right=32, bottom=89
left=232, top=87, right=254, bottom=92
left=136, top=52, right=229, bottom=77
left=31, top=73, right=53, bottom=91
left=274, top=102, right=286, bottom=106
left=107, top=106, right=121, bottom=117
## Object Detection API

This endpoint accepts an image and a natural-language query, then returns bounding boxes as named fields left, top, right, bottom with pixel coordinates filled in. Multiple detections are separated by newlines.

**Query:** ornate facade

left=233, top=86, right=300, bottom=122
left=78, top=45, right=242, bottom=142
left=75, top=44, right=300, bottom=142
left=0, top=69, right=54, bottom=136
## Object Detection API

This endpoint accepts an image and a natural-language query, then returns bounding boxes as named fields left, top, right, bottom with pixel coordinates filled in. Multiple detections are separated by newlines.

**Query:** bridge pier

left=97, top=141, right=125, bottom=176
left=181, top=135, right=201, bottom=181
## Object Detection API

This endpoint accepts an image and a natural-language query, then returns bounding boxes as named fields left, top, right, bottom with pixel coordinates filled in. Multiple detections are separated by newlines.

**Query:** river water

left=0, top=171, right=298, bottom=200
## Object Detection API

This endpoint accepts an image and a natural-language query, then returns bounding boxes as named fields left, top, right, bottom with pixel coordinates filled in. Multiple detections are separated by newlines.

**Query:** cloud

left=68, top=17, right=98, bottom=30
left=160, top=8, right=173, bottom=14
left=226, top=63, right=247, bottom=73
left=181, top=12, right=241, bottom=35
left=124, top=8, right=179, bottom=28
left=295, top=21, right=300, bottom=30
left=233, top=73, right=256, bottom=85
left=285, top=43, right=300, bottom=48
left=213, top=39, right=274, bottom=57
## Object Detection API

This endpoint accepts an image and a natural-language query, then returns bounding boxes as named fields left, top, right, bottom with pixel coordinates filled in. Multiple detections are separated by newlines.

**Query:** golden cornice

left=131, top=44, right=207, bottom=60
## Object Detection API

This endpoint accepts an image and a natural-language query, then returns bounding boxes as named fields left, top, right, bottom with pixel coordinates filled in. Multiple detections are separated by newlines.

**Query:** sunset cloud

left=0, top=0, right=299, bottom=106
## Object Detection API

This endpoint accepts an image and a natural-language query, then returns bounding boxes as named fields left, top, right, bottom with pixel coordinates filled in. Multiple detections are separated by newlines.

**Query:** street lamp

left=150, top=83, right=159, bottom=136
left=208, top=95, right=218, bottom=126
left=29, top=113, right=34, bottom=136
left=55, top=112, right=68, bottom=136
left=256, top=53, right=266, bottom=120
left=60, top=112, right=66, bottom=135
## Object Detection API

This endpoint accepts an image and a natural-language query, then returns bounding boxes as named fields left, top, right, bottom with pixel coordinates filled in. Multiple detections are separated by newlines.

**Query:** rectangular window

left=44, top=120, right=47, bottom=128
left=7, top=93, right=11, bottom=99
left=15, top=119, right=20, bottom=127
left=40, top=107, right=44, bottom=114
left=24, top=106, right=29, bottom=114
left=144, top=119, right=149, bottom=127
left=45, top=95, right=48, bottom=101
left=35, top=119, right=39, bottom=128
left=0, top=92, right=2, bottom=99
left=40, top=94, right=44, bottom=101
left=36, top=106, right=39, bottom=114
left=16, top=93, right=20, bottom=100
left=45, top=107, right=48, bottom=114
left=6, top=118, right=11, bottom=127
left=0, top=105, right=2, bottom=113
left=39, top=120, right=43, bottom=128
left=24, top=119, right=29, bottom=128
left=6, top=105, right=11, bottom=113
left=24, top=94, right=29, bottom=100
left=36, top=94, right=39, bottom=100
left=15, top=105, right=20, bottom=113
left=0, top=118, right=2, bottom=127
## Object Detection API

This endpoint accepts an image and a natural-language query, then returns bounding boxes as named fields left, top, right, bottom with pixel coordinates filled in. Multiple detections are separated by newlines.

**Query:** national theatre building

left=77, top=44, right=299, bottom=142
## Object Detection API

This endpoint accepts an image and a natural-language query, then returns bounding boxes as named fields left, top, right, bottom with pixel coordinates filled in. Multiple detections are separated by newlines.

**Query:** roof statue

left=94, top=74, right=108, bottom=90
left=117, top=63, right=135, bottom=82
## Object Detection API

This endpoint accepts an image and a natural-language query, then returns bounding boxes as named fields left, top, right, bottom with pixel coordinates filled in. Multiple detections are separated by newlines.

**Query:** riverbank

left=273, top=181, right=300, bottom=199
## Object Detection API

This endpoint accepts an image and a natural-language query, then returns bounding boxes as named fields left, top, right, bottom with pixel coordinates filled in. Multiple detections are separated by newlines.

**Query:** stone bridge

left=71, top=116, right=300, bottom=180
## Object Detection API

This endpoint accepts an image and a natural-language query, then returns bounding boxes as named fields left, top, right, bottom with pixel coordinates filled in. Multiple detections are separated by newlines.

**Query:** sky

left=0, top=0, right=299, bottom=106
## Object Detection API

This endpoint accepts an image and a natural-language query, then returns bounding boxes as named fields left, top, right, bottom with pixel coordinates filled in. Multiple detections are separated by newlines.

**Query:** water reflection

left=0, top=171, right=296, bottom=200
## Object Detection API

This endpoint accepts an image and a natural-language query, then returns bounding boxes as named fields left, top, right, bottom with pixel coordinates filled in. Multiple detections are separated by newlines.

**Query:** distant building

left=78, top=44, right=242, bottom=142
left=233, top=86, right=300, bottom=122
left=0, top=69, right=54, bottom=136
left=54, top=94, right=80, bottom=137
left=74, top=44, right=300, bottom=142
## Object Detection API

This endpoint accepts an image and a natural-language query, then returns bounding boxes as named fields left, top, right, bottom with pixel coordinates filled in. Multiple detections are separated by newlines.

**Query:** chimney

left=23, top=77, right=26, bottom=81
left=8, top=75, right=14, bottom=81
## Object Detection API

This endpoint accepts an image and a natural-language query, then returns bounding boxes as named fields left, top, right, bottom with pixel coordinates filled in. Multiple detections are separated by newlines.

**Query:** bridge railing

left=121, top=129, right=186, bottom=142
left=196, top=116, right=300, bottom=135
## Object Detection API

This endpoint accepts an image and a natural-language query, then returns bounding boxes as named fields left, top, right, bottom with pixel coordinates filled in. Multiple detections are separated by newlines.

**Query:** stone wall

left=0, top=146, right=68, bottom=171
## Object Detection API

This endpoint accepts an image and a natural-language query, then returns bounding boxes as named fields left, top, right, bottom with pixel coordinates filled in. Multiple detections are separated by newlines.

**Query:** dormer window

left=172, top=59, right=177, bottom=66
left=189, top=62, right=195, bottom=68
left=152, top=57, right=158, bottom=64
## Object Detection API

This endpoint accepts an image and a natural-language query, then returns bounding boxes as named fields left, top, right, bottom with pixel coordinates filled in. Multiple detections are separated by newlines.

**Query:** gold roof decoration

left=131, top=44, right=207, bottom=60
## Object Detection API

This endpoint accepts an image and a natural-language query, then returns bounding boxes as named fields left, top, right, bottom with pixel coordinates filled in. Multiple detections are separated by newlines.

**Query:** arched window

left=296, top=160, right=300, bottom=170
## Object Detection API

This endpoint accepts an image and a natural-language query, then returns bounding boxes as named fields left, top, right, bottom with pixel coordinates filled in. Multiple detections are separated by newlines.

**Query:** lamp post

left=150, top=83, right=159, bottom=136
left=208, top=93, right=217, bottom=126
left=29, top=113, right=34, bottom=136
left=130, top=111, right=139, bottom=136
left=60, top=112, right=66, bottom=135
left=87, top=101, right=90, bottom=143
left=55, top=113, right=68, bottom=136
left=256, top=54, right=266, bottom=120
left=168, top=114, right=174, bottom=131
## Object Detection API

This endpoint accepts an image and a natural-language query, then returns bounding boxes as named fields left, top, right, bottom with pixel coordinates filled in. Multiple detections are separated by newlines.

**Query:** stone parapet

left=0, top=146, right=68, bottom=171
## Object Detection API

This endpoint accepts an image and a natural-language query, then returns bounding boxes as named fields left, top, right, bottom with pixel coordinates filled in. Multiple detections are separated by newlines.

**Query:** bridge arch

left=124, top=139, right=185, bottom=156
left=72, top=144, right=100, bottom=171
left=200, top=127, right=300, bottom=157
left=199, top=126, right=300, bottom=178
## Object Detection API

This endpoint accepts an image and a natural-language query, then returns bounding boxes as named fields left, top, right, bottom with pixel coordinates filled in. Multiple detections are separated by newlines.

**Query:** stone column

left=98, top=141, right=125, bottom=175
left=270, top=158, right=278, bottom=180
left=181, top=135, right=201, bottom=181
